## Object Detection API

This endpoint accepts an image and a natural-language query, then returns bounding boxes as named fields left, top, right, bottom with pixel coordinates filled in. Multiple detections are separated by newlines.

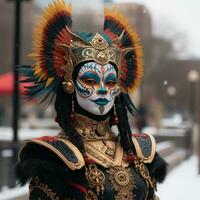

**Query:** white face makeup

left=75, top=62, right=119, bottom=116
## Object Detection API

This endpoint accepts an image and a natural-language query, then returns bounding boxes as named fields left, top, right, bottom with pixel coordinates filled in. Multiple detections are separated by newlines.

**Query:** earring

left=112, top=104, right=119, bottom=125
left=62, top=80, right=75, bottom=94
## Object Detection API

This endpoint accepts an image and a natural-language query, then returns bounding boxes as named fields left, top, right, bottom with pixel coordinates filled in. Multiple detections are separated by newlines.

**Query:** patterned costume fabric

left=18, top=134, right=162, bottom=200
left=16, top=1, right=167, bottom=200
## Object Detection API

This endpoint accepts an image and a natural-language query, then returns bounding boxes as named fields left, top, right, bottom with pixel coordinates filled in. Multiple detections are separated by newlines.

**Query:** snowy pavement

left=0, top=127, right=58, bottom=141
left=157, top=156, right=200, bottom=200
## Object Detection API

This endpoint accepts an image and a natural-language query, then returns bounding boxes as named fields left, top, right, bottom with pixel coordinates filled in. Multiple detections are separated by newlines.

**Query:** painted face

left=75, top=62, right=119, bottom=116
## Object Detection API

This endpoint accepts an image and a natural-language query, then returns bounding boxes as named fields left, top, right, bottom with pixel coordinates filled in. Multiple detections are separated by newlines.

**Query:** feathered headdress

left=20, top=0, right=143, bottom=101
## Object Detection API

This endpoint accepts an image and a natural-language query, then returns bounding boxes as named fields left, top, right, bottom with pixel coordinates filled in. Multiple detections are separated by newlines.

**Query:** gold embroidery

left=84, top=140, right=129, bottom=168
left=29, top=176, right=59, bottom=200
left=85, top=164, right=105, bottom=195
left=85, top=189, right=98, bottom=200
left=22, top=138, right=85, bottom=171
left=66, top=29, right=121, bottom=67
left=108, top=166, right=136, bottom=200
left=134, top=157, right=155, bottom=188
left=132, top=134, right=156, bottom=163
left=71, top=114, right=116, bottom=141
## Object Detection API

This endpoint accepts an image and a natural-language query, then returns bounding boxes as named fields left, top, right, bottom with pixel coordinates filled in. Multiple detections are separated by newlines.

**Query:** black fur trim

left=146, top=153, right=168, bottom=183
left=15, top=159, right=69, bottom=196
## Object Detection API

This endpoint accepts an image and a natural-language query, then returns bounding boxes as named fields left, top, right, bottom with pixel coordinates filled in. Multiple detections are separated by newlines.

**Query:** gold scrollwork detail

left=90, top=33, right=109, bottom=50
left=85, top=190, right=98, bottom=200
left=134, top=157, right=156, bottom=189
left=85, top=164, right=105, bottom=195
left=108, top=167, right=136, bottom=200
left=72, top=114, right=115, bottom=141
left=29, top=176, right=59, bottom=200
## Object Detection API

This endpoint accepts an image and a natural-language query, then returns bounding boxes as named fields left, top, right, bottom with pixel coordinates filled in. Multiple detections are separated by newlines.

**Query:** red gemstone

left=70, top=113, right=75, bottom=120
left=113, top=116, right=119, bottom=125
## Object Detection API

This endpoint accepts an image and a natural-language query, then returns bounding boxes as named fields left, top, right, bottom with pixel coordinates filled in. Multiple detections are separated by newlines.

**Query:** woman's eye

left=106, top=81, right=116, bottom=87
left=83, top=79, right=97, bottom=85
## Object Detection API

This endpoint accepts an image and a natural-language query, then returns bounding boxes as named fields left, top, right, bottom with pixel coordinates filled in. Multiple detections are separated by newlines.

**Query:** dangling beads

left=112, top=104, right=119, bottom=125
left=70, top=95, right=75, bottom=120
left=70, top=113, right=75, bottom=120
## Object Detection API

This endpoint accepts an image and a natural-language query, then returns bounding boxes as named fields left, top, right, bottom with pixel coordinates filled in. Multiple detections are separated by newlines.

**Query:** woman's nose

left=97, top=84, right=107, bottom=95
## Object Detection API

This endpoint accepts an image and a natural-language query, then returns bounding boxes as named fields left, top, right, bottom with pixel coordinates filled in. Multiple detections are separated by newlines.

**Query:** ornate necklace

left=71, top=114, right=117, bottom=141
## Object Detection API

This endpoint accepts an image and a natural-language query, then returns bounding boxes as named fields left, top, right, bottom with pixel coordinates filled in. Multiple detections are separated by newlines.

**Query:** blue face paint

left=97, top=85, right=107, bottom=95
left=80, top=72, right=100, bottom=84
left=90, top=98, right=111, bottom=106
left=104, top=73, right=117, bottom=84
left=76, top=79, right=90, bottom=97
left=76, top=62, right=118, bottom=116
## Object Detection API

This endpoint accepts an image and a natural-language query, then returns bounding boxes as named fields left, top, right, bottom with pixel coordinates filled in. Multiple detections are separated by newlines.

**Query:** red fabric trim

left=131, top=133, right=148, bottom=137
left=83, top=156, right=96, bottom=164
left=68, top=182, right=87, bottom=194
left=124, top=154, right=136, bottom=161
left=35, top=136, right=57, bottom=142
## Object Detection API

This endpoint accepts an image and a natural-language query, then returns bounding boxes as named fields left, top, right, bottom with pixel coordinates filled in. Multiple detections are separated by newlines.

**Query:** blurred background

left=0, top=0, right=200, bottom=199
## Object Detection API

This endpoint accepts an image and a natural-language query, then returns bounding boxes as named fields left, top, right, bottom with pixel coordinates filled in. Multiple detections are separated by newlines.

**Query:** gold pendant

left=85, top=164, right=105, bottom=195
left=108, top=167, right=136, bottom=200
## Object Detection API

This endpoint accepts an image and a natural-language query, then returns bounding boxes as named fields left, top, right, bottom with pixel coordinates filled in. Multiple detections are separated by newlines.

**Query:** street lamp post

left=187, top=69, right=200, bottom=174
left=13, top=0, right=21, bottom=143
left=7, top=0, right=31, bottom=142
left=5, top=0, right=31, bottom=188
left=187, top=70, right=199, bottom=121
left=166, top=85, right=176, bottom=113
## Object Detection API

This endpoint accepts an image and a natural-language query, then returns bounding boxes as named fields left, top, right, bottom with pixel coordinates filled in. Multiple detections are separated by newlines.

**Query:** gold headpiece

left=60, top=29, right=122, bottom=93
left=22, top=0, right=143, bottom=99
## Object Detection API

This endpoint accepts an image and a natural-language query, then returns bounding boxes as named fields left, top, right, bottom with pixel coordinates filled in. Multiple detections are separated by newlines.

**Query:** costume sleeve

left=131, top=134, right=168, bottom=183
left=15, top=158, right=71, bottom=199
left=144, top=152, right=167, bottom=200
left=29, top=176, right=60, bottom=200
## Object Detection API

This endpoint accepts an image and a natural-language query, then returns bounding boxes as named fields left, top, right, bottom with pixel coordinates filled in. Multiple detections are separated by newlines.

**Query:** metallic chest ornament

left=85, top=164, right=105, bottom=196
left=85, top=164, right=136, bottom=200
left=108, top=166, right=136, bottom=200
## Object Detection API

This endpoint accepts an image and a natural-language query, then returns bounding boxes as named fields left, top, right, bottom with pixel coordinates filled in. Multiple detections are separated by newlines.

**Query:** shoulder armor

left=131, top=133, right=156, bottom=163
left=19, top=136, right=85, bottom=170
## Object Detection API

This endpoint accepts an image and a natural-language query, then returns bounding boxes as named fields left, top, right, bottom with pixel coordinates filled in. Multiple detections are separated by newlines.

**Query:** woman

left=16, top=1, right=167, bottom=199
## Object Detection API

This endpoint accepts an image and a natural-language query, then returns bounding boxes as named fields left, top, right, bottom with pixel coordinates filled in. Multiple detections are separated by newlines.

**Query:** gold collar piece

left=71, top=114, right=116, bottom=141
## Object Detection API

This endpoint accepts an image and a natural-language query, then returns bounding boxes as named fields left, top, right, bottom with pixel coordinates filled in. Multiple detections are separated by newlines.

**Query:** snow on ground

left=157, top=156, right=200, bottom=200
left=0, top=127, right=58, bottom=141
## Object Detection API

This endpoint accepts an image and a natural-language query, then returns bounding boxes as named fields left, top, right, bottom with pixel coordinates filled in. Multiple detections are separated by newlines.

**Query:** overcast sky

left=35, top=0, right=200, bottom=59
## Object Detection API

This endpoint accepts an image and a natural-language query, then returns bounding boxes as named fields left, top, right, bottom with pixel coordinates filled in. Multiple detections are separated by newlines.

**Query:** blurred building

left=154, top=59, right=200, bottom=115
left=0, top=0, right=35, bottom=74
left=0, top=0, right=36, bottom=126
left=0, top=0, right=191, bottom=126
